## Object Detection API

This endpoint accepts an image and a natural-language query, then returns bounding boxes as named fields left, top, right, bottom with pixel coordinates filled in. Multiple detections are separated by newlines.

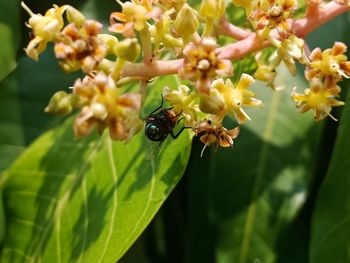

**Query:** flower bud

left=98, top=34, right=119, bottom=55
left=45, top=91, right=73, bottom=115
left=66, top=6, right=85, bottom=26
left=199, top=0, right=216, bottom=19
left=174, top=4, right=199, bottom=41
left=199, top=0, right=225, bottom=19
left=199, top=80, right=225, bottom=115
left=116, top=38, right=141, bottom=62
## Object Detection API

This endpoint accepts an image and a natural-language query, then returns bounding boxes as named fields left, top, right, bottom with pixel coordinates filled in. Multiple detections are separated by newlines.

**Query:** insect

left=143, top=96, right=187, bottom=156
left=144, top=96, right=186, bottom=141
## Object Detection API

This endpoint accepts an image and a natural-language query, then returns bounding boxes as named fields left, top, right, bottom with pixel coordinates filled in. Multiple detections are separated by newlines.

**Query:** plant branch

left=218, top=1, right=350, bottom=59
left=215, top=16, right=253, bottom=40
left=121, top=1, right=350, bottom=79
left=122, top=59, right=183, bottom=78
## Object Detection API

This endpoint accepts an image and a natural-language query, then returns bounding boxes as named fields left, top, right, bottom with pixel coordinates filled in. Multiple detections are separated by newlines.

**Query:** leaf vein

left=29, top=139, right=102, bottom=262
left=239, top=91, right=281, bottom=263
left=97, top=137, right=119, bottom=263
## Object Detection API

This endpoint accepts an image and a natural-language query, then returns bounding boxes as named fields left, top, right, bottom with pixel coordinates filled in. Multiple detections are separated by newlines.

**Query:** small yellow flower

left=291, top=78, right=344, bottom=121
left=22, top=2, right=67, bottom=60
left=109, top=0, right=159, bottom=37
left=278, top=35, right=309, bottom=75
left=254, top=50, right=280, bottom=90
left=163, top=85, right=199, bottom=126
left=208, top=75, right=263, bottom=124
left=150, top=11, right=183, bottom=49
left=306, top=42, right=350, bottom=81
left=179, top=38, right=233, bottom=94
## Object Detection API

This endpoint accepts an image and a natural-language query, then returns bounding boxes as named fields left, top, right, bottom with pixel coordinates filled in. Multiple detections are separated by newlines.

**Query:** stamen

left=21, top=1, right=35, bottom=16
left=200, top=143, right=209, bottom=157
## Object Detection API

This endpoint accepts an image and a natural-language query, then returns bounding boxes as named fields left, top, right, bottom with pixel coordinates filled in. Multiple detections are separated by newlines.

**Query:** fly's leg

left=141, top=95, right=164, bottom=120
left=149, top=94, right=164, bottom=115
left=169, top=126, right=191, bottom=139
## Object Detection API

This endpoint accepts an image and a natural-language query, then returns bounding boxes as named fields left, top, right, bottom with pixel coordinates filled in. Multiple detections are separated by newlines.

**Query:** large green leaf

left=0, top=73, right=192, bottom=262
left=184, top=65, right=320, bottom=263
left=0, top=0, right=21, bottom=81
left=309, top=89, right=350, bottom=263
left=0, top=48, right=84, bottom=249
left=0, top=51, right=81, bottom=173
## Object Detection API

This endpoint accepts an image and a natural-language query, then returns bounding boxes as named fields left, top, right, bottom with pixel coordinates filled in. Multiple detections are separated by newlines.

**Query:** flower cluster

left=292, top=42, right=350, bottom=121
left=21, top=0, right=349, bottom=154
left=72, top=73, right=142, bottom=141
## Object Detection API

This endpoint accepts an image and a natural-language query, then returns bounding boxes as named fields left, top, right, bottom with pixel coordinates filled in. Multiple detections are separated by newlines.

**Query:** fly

left=143, top=96, right=187, bottom=156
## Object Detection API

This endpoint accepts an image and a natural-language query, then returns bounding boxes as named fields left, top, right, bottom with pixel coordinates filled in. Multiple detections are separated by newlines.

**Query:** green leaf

left=309, top=89, right=350, bottom=263
left=0, top=49, right=84, bottom=250
left=184, top=65, right=320, bottom=263
left=0, top=51, right=81, bottom=173
left=0, top=0, right=21, bottom=81
left=0, top=74, right=192, bottom=263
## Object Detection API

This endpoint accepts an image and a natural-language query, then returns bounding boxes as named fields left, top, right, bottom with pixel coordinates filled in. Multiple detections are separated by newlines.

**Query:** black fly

left=143, top=96, right=186, bottom=156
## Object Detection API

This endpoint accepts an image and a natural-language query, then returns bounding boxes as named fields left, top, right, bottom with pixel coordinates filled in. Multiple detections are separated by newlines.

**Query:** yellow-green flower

left=291, top=79, right=344, bottom=121
left=109, top=0, right=159, bottom=37
left=201, top=75, right=263, bottom=124
left=22, top=2, right=67, bottom=60
left=223, top=74, right=263, bottom=123
left=254, top=50, right=281, bottom=90
left=278, top=35, right=309, bottom=75
left=150, top=11, right=183, bottom=49
left=306, top=42, right=350, bottom=81
left=163, top=85, right=199, bottom=126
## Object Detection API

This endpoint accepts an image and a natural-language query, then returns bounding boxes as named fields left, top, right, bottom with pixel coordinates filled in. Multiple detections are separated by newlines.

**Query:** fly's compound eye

left=145, top=123, right=163, bottom=141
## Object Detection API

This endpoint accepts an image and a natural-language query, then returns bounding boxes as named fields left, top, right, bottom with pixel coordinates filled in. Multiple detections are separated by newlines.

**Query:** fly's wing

left=145, top=139, right=166, bottom=160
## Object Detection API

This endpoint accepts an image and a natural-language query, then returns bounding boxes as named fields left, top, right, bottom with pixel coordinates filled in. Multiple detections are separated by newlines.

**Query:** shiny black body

left=145, top=110, right=177, bottom=141
left=144, top=96, right=186, bottom=142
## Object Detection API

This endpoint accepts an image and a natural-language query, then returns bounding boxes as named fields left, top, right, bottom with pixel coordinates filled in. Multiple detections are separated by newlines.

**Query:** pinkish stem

left=216, top=16, right=253, bottom=40
left=121, top=1, right=350, bottom=79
